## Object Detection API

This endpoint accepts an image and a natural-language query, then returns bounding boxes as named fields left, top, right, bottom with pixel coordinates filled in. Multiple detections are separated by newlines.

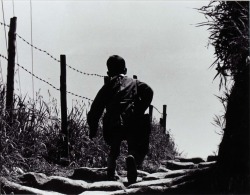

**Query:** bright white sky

left=0, top=0, right=224, bottom=159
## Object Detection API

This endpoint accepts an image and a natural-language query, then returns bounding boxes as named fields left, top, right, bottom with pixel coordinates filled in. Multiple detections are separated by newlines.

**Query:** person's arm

left=136, top=81, right=154, bottom=115
left=87, top=85, right=108, bottom=138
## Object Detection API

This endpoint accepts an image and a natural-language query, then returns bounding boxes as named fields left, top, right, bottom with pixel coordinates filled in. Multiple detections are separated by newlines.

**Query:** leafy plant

left=0, top=82, right=179, bottom=179
left=198, top=1, right=249, bottom=90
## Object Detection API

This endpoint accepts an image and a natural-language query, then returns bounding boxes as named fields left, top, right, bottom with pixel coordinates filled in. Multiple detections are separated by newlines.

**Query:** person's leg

left=132, top=114, right=151, bottom=169
left=126, top=135, right=140, bottom=184
left=126, top=154, right=137, bottom=184
left=107, top=139, right=121, bottom=180
left=127, top=128, right=150, bottom=169
left=133, top=136, right=150, bottom=169
left=125, top=134, right=149, bottom=184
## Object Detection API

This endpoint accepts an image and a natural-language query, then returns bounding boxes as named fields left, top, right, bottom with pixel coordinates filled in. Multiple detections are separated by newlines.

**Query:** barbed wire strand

left=0, top=21, right=10, bottom=28
left=152, top=105, right=162, bottom=115
left=1, top=22, right=102, bottom=78
left=0, top=21, right=162, bottom=112
left=0, top=54, right=93, bottom=102
left=0, top=20, right=163, bottom=114
left=30, top=0, right=35, bottom=101
left=15, top=33, right=104, bottom=78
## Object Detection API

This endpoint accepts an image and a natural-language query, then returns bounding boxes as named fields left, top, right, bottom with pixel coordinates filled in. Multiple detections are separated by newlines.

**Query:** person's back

left=103, top=75, right=138, bottom=135
left=87, top=55, right=153, bottom=183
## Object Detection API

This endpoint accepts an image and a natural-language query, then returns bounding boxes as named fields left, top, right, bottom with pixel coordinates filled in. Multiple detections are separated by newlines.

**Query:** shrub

left=0, top=83, right=179, bottom=179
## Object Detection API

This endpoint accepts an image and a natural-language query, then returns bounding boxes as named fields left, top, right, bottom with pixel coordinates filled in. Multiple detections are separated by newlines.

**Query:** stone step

left=1, top=163, right=212, bottom=194
left=0, top=177, right=63, bottom=195
left=143, top=169, right=193, bottom=180
left=19, top=172, right=125, bottom=194
left=175, top=156, right=205, bottom=164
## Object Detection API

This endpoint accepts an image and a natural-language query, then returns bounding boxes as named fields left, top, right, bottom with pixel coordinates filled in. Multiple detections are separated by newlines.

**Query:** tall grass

left=0, top=83, right=179, bottom=179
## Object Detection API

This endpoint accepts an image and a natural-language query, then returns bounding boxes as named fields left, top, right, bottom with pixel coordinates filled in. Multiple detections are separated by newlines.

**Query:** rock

left=160, top=159, right=179, bottom=165
left=175, top=156, right=205, bottom=164
left=198, top=161, right=216, bottom=168
left=118, top=176, right=143, bottom=184
left=19, top=172, right=126, bottom=194
left=119, top=186, right=169, bottom=194
left=80, top=191, right=114, bottom=195
left=9, top=166, right=212, bottom=194
left=164, top=169, right=193, bottom=178
left=207, top=155, right=218, bottom=162
left=137, top=170, right=150, bottom=177
left=20, top=172, right=89, bottom=194
left=128, top=178, right=173, bottom=188
left=157, top=166, right=171, bottom=172
left=42, top=176, right=89, bottom=194
left=165, top=160, right=195, bottom=170
left=0, top=177, right=62, bottom=195
left=143, top=169, right=192, bottom=181
left=143, top=172, right=169, bottom=180
left=70, top=167, right=108, bottom=181
left=79, top=188, right=137, bottom=195
left=19, top=172, right=50, bottom=187
left=88, top=181, right=125, bottom=191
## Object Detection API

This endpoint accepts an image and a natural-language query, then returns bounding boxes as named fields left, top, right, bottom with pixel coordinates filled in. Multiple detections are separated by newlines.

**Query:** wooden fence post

left=6, top=17, right=17, bottom=123
left=149, top=105, right=153, bottom=123
left=163, top=105, right=167, bottom=132
left=60, top=55, right=69, bottom=160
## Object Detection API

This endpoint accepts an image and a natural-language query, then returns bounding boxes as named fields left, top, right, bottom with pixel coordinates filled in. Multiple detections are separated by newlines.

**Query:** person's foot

left=107, top=169, right=119, bottom=181
left=126, top=155, right=137, bottom=184
left=106, top=174, right=119, bottom=181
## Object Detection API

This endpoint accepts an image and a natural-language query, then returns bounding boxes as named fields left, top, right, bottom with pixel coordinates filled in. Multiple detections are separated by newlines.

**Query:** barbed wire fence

left=0, top=54, right=94, bottom=102
left=0, top=19, right=165, bottom=121
left=1, top=16, right=167, bottom=160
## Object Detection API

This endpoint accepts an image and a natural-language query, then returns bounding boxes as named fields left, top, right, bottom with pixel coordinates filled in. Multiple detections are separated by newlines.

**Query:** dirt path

left=0, top=157, right=216, bottom=194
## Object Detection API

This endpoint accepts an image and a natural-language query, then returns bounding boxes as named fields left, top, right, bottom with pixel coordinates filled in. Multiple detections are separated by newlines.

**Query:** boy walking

left=87, top=55, right=153, bottom=183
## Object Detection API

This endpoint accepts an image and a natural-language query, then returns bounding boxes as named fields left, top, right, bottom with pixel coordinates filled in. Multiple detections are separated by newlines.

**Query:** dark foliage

left=0, top=84, right=179, bottom=180
left=198, top=1, right=250, bottom=193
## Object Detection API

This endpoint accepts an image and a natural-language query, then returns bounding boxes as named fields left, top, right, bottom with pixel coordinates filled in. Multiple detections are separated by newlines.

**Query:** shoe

left=126, top=155, right=137, bottom=184
left=107, top=169, right=119, bottom=181
left=106, top=174, right=119, bottom=181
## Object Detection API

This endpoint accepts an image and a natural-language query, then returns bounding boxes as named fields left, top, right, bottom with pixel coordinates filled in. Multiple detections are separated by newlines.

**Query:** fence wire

left=152, top=105, right=163, bottom=115
left=0, top=21, right=9, bottom=27
left=0, top=54, right=93, bottom=101
left=1, top=21, right=104, bottom=78
left=16, top=33, right=104, bottom=78
left=0, top=21, right=163, bottom=113
left=0, top=54, right=163, bottom=113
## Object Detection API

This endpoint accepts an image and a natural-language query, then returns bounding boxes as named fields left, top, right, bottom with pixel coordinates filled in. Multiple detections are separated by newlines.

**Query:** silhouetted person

left=87, top=55, right=153, bottom=183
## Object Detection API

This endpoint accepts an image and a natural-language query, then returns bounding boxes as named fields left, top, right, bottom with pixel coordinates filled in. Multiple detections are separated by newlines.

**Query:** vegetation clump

left=0, top=84, right=179, bottom=180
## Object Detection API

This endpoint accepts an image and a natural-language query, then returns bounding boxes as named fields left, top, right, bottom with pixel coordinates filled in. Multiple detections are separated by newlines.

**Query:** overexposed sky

left=0, top=0, right=223, bottom=159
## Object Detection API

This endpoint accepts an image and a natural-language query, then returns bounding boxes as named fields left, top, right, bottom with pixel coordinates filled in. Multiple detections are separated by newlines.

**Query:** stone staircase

left=0, top=157, right=216, bottom=194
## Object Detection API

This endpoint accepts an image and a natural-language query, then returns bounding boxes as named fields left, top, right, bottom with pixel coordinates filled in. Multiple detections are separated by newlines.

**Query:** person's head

left=106, top=55, right=127, bottom=77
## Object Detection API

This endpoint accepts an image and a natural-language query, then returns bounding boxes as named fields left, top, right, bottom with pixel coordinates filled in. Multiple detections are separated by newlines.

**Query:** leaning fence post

left=60, top=55, right=69, bottom=161
left=149, top=105, right=153, bottom=123
left=6, top=17, right=17, bottom=123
